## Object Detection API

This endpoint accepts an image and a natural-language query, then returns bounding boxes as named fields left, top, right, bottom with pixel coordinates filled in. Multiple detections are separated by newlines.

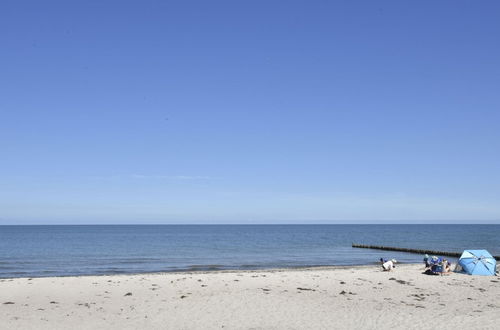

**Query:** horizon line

left=1, top=222, right=499, bottom=226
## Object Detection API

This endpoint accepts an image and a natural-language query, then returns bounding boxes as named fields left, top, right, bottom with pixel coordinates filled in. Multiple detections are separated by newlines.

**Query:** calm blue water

left=0, top=225, right=498, bottom=278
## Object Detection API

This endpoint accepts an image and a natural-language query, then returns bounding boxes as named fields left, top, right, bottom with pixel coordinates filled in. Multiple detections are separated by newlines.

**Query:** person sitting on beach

left=424, top=256, right=439, bottom=272
left=424, top=263, right=440, bottom=275
left=423, top=254, right=430, bottom=268
left=382, top=259, right=397, bottom=271
left=440, top=259, right=452, bottom=275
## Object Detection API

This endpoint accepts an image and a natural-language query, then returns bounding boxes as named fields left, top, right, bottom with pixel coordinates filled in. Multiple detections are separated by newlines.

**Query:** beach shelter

left=458, top=250, right=496, bottom=276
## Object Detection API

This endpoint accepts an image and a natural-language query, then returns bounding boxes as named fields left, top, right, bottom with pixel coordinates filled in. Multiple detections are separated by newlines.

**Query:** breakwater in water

left=352, top=244, right=500, bottom=261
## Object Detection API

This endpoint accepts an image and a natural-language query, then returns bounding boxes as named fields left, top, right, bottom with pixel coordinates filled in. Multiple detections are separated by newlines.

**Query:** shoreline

left=0, top=262, right=412, bottom=280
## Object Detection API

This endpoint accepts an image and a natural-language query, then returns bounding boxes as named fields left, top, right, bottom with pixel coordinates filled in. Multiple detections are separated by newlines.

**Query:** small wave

left=240, top=264, right=260, bottom=269
left=96, top=269, right=128, bottom=274
left=184, top=264, right=224, bottom=271
left=87, top=258, right=164, bottom=266
left=0, top=261, right=35, bottom=265
left=0, top=271, right=29, bottom=278
left=113, top=260, right=163, bottom=265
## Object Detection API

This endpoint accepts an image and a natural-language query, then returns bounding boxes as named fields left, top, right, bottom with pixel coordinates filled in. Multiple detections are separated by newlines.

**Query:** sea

left=0, top=224, right=499, bottom=278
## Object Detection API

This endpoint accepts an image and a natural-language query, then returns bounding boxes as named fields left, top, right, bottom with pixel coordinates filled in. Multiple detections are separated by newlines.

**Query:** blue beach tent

left=458, top=250, right=497, bottom=276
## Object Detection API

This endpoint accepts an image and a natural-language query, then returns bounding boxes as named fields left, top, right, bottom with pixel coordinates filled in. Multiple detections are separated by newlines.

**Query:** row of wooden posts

left=352, top=244, right=500, bottom=261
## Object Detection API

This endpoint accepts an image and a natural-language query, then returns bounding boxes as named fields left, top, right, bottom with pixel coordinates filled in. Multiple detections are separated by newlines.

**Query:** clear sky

left=1, top=1, right=499, bottom=224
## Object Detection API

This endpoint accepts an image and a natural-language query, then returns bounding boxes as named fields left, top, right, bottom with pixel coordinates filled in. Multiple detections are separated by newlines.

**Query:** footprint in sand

left=340, top=290, right=353, bottom=295
left=297, top=288, right=315, bottom=291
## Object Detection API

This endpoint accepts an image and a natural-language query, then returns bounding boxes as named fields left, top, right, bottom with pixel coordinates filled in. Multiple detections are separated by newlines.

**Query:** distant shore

left=2, top=263, right=499, bottom=329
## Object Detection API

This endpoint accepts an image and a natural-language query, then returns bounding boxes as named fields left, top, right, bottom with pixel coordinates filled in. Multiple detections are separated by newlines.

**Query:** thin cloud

left=89, top=175, right=214, bottom=181
left=131, top=174, right=212, bottom=180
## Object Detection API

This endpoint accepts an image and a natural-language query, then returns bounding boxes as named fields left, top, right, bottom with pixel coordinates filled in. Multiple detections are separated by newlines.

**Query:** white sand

left=1, top=264, right=499, bottom=329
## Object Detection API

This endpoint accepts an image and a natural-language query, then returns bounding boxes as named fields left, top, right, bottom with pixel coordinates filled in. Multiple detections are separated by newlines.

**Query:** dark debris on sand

left=297, top=288, right=315, bottom=291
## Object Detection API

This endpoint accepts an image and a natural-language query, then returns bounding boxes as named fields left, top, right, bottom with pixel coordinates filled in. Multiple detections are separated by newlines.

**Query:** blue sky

left=1, top=1, right=499, bottom=224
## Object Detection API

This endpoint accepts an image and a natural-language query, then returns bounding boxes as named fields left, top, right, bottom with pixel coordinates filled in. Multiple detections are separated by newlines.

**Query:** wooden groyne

left=352, top=244, right=500, bottom=261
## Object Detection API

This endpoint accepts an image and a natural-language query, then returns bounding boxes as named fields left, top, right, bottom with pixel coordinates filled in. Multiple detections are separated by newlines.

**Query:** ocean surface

left=0, top=225, right=499, bottom=278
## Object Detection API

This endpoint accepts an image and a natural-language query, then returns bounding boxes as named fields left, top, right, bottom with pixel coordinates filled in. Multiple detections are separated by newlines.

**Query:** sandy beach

left=1, top=264, right=499, bottom=329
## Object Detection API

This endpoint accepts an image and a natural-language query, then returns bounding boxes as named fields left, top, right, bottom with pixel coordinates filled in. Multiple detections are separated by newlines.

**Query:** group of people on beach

left=423, top=254, right=452, bottom=275
left=379, top=254, right=452, bottom=275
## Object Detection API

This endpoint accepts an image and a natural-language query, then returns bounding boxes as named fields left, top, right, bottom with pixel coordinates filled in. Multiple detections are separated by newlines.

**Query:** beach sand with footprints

left=1, top=264, right=499, bottom=329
